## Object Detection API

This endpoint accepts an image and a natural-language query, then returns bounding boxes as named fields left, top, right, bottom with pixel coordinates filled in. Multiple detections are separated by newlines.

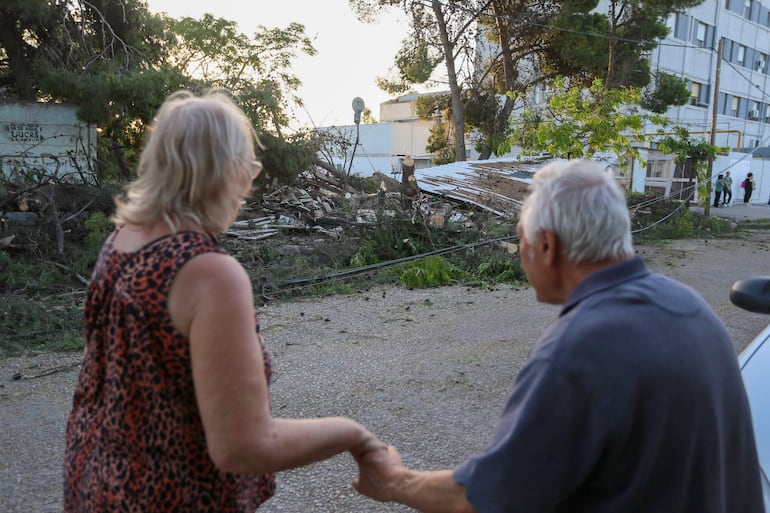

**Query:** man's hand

left=352, top=443, right=405, bottom=502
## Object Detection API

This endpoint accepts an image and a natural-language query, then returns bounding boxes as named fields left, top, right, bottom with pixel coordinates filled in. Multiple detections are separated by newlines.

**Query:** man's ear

left=541, top=230, right=560, bottom=267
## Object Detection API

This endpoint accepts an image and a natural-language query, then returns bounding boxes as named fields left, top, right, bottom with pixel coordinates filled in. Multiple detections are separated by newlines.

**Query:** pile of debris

left=225, top=161, right=537, bottom=241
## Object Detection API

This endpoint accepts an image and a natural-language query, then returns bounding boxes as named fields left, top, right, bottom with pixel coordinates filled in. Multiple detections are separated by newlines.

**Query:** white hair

left=519, top=160, right=634, bottom=264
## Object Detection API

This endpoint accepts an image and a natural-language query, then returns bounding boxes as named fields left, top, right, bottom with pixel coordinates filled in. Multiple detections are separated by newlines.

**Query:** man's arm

left=354, top=446, right=478, bottom=513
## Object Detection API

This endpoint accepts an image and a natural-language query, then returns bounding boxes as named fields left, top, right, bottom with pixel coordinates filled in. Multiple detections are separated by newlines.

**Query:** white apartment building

left=631, top=0, right=770, bottom=202
left=646, top=0, right=770, bottom=150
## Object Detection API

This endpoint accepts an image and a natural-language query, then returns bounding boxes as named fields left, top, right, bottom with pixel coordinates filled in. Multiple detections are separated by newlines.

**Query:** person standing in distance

left=744, top=172, right=756, bottom=204
left=722, top=170, right=733, bottom=206
left=353, top=159, right=764, bottom=513
left=64, top=90, right=383, bottom=513
left=714, top=174, right=724, bottom=208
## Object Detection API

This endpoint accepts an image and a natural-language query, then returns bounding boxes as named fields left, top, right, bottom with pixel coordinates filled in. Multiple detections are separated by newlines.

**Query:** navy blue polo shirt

left=454, top=257, right=764, bottom=513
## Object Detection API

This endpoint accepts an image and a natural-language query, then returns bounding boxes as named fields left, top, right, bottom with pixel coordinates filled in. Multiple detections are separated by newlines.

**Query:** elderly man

left=354, top=160, right=764, bottom=513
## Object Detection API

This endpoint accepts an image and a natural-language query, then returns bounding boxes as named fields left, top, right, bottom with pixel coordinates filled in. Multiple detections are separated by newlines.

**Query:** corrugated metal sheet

left=415, top=159, right=547, bottom=216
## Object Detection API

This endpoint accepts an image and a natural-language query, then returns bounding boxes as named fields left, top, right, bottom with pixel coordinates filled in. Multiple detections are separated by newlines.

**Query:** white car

left=730, top=276, right=770, bottom=511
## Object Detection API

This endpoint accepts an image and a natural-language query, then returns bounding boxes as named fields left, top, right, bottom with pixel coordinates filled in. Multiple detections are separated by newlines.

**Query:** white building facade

left=631, top=0, right=770, bottom=203
left=318, top=92, right=483, bottom=179
left=645, top=0, right=770, bottom=150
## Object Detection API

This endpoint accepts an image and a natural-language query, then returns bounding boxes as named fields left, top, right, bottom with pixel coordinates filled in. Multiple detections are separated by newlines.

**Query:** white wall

left=749, top=158, right=770, bottom=204
left=637, top=149, right=770, bottom=204
left=0, top=102, right=96, bottom=183
left=320, top=123, right=394, bottom=177
left=320, top=93, right=444, bottom=179
left=380, top=100, right=416, bottom=122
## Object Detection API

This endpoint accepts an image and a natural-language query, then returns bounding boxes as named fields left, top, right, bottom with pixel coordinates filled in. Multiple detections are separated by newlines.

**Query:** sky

left=146, top=0, right=409, bottom=129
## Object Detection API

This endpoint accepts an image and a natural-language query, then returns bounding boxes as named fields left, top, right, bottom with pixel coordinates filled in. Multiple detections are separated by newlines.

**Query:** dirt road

left=2, top=231, right=769, bottom=512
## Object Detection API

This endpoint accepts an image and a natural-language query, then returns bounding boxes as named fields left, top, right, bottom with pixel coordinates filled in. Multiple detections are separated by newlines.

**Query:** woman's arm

left=170, top=252, right=377, bottom=474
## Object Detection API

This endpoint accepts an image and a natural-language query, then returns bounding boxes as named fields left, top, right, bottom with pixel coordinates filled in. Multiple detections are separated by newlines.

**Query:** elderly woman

left=64, top=90, right=381, bottom=512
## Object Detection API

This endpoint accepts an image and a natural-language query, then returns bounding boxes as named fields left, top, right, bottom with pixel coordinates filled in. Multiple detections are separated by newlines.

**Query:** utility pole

left=705, top=37, right=724, bottom=217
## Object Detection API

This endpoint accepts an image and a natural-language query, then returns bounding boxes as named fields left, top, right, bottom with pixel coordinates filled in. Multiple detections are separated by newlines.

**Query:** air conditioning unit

left=749, top=109, right=760, bottom=120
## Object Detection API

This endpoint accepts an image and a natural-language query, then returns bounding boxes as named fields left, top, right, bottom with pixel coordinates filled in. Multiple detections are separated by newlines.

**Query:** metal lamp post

left=348, top=97, right=365, bottom=181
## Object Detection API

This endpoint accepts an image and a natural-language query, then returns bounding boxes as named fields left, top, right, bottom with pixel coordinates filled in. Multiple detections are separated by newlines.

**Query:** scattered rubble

left=1, top=162, right=534, bottom=247
left=225, top=162, right=534, bottom=241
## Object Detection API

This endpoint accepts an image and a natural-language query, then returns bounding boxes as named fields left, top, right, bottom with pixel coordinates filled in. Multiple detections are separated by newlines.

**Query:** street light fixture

left=348, top=97, right=365, bottom=179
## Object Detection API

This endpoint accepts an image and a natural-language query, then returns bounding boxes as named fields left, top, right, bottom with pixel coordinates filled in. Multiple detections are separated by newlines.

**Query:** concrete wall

left=0, top=102, right=97, bottom=183
left=320, top=123, right=394, bottom=177
left=380, top=97, right=417, bottom=122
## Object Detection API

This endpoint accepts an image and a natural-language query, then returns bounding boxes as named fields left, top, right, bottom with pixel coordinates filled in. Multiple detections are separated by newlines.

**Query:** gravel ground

left=1, top=230, right=769, bottom=513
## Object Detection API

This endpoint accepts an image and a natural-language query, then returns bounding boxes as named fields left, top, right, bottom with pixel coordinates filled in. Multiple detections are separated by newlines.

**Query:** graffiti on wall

left=8, top=123, right=43, bottom=143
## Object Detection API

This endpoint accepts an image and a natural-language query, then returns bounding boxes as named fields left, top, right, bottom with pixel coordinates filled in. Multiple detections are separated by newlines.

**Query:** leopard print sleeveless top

left=65, top=230, right=275, bottom=512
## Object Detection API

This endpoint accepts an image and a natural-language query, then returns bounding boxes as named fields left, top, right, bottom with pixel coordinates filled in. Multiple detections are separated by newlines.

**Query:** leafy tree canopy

left=510, top=78, right=654, bottom=165
left=640, top=71, right=690, bottom=114
left=0, top=1, right=319, bottom=184
left=354, top=0, right=705, bottom=162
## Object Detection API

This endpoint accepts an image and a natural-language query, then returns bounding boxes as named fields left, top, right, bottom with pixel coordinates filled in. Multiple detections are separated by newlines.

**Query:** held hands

left=351, top=439, right=405, bottom=502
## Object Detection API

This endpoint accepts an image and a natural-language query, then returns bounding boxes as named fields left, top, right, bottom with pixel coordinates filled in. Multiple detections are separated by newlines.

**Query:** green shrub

left=84, top=211, right=113, bottom=249
left=67, top=211, right=113, bottom=278
left=476, top=256, right=526, bottom=283
left=347, top=175, right=380, bottom=194
left=0, top=252, right=64, bottom=291
left=396, top=255, right=469, bottom=289
left=637, top=209, right=735, bottom=240
left=350, top=239, right=380, bottom=267
left=0, top=295, right=83, bottom=356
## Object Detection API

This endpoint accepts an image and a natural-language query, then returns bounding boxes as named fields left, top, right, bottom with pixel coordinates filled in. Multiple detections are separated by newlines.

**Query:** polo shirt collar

left=560, top=257, right=649, bottom=316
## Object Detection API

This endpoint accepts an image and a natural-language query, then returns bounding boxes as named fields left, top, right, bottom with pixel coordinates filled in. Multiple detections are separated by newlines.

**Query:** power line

left=721, top=59, right=770, bottom=102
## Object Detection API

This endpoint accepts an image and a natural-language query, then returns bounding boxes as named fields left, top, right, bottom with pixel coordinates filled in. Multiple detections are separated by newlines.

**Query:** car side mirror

left=730, top=277, right=770, bottom=314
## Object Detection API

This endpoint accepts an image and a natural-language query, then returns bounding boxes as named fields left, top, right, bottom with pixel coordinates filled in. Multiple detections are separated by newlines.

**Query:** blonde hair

left=113, top=90, right=258, bottom=233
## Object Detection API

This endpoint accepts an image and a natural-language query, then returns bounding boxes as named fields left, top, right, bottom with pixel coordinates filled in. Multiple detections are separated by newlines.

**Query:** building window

left=757, top=53, right=767, bottom=72
left=673, top=13, right=689, bottom=40
left=731, top=96, right=740, bottom=117
left=647, top=160, right=667, bottom=178
left=744, top=0, right=752, bottom=17
left=737, top=45, right=746, bottom=66
left=696, top=22, right=707, bottom=47
left=690, top=82, right=701, bottom=105
left=749, top=101, right=761, bottom=120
